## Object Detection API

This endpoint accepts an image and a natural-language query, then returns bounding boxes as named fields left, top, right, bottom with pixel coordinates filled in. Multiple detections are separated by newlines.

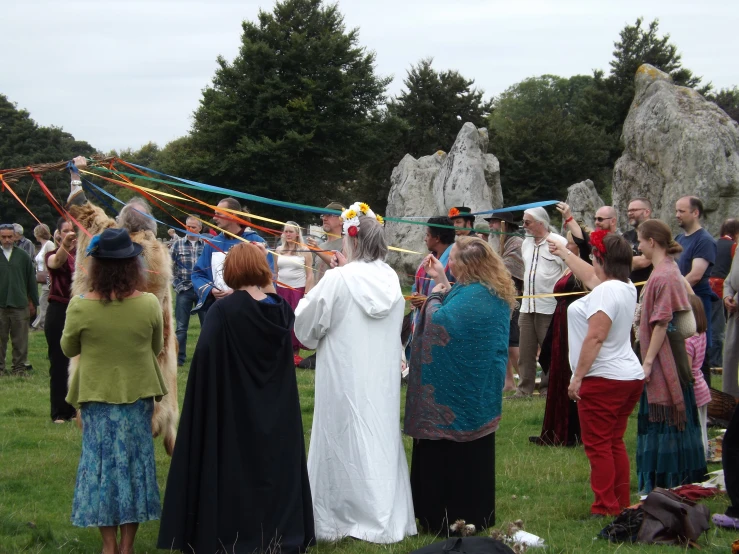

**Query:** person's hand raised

left=423, top=254, right=444, bottom=280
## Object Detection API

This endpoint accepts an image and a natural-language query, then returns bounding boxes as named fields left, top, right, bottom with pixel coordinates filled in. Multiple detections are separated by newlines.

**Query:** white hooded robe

left=294, top=259, right=417, bottom=544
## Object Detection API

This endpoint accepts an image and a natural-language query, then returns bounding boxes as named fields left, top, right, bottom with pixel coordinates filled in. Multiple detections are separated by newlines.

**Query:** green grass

left=1, top=313, right=736, bottom=553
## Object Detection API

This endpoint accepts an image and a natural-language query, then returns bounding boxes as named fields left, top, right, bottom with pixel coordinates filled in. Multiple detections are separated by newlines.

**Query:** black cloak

left=157, top=291, right=315, bottom=553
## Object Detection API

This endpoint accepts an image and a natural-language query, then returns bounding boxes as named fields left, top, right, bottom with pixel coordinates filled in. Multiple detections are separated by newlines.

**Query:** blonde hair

left=452, top=236, right=517, bottom=308
left=278, top=221, right=305, bottom=255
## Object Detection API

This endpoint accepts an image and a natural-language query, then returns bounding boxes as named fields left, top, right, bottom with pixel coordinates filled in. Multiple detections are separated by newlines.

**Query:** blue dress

left=71, top=399, right=161, bottom=527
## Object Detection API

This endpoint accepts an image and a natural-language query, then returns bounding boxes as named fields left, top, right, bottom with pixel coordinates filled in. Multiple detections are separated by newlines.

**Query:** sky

left=2, top=0, right=738, bottom=152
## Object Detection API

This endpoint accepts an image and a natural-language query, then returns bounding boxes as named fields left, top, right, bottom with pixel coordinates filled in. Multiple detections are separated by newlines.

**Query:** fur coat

left=67, top=201, right=178, bottom=455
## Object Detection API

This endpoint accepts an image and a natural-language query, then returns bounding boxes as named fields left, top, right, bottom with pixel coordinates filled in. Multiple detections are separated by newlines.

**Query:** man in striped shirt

left=513, top=207, right=567, bottom=398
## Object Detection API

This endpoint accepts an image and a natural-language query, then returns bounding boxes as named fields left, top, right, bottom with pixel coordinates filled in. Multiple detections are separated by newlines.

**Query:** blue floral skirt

left=71, top=399, right=161, bottom=527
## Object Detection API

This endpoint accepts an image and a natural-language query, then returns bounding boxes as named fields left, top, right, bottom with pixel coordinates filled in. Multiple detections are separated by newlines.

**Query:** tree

left=583, top=18, right=709, bottom=162
left=388, top=58, right=492, bottom=157
left=488, top=76, right=611, bottom=205
left=708, top=87, right=739, bottom=122
left=186, top=0, right=390, bottom=218
left=0, top=94, right=96, bottom=232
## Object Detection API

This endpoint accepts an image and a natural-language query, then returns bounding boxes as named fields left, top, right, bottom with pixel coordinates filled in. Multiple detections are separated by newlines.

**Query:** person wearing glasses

left=0, top=223, right=39, bottom=376
left=512, top=207, right=567, bottom=399
left=558, top=203, right=619, bottom=263
left=170, top=216, right=205, bottom=367
left=306, top=202, right=345, bottom=283
left=623, top=197, right=653, bottom=294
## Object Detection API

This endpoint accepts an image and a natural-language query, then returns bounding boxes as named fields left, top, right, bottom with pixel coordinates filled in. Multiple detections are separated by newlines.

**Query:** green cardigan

left=62, top=293, right=168, bottom=408
left=0, top=248, right=39, bottom=308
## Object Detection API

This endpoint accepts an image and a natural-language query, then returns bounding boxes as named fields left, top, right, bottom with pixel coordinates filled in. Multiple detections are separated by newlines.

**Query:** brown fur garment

left=67, top=201, right=178, bottom=455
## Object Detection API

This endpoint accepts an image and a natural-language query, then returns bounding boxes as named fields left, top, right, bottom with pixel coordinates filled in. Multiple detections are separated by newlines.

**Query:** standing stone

left=564, top=179, right=604, bottom=232
left=613, top=64, right=739, bottom=233
left=385, top=123, right=503, bottom=282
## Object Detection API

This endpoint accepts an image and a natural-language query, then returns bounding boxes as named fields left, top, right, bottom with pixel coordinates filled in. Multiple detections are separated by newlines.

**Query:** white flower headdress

left=341, top=202, right=384, bottom=236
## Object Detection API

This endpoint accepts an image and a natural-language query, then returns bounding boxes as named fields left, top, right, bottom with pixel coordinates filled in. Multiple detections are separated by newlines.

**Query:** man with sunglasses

left=558, top=203, right=619, bottom=263
left=0, top=223, right=39, bottom=376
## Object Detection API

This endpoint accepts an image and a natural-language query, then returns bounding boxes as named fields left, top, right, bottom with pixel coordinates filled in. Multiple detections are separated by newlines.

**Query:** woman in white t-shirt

left=550, top=231, right=644, bottom=517
left=32, top=224, right=55, bottom=330
left=275, top=222, right=314, bottom=360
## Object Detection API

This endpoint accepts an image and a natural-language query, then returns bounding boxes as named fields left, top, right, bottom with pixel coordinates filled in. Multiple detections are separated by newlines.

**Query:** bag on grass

left=636, top=487, right=709, bottom=546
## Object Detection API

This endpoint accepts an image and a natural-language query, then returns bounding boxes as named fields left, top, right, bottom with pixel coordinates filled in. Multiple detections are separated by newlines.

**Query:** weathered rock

left=564, top=179, right=604, bottom=232
left=613, top=64, right=739, bottom=233
left=385, top=123, right=502, bottom=282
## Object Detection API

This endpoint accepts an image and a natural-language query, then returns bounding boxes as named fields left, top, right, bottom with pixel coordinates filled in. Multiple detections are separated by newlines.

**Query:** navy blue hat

left=87, top=228, right=143, bottom=259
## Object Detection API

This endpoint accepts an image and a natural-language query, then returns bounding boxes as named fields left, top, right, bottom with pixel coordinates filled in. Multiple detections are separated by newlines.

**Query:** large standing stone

left=385, top=123, right=502, bottom=282
left=613, top=64, right=739, bottom=233
left=564, top=179, right=604, bottom=232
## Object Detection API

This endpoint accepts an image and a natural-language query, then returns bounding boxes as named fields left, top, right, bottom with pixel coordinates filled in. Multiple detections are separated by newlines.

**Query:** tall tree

left=388, top=58, right=492, bottom=157
left=0, top=94, right=96, bottom=232
left=488, top=76, right=611, bottom=205
left=583, top=18, right=709, bottom=162
left=187, top=0, right=390, bottom=216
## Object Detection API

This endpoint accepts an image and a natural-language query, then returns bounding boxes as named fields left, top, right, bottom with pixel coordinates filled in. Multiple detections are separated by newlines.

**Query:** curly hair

left=88, top=257, right=145, bottom=304
left=452, top=236, right=517, bottom=308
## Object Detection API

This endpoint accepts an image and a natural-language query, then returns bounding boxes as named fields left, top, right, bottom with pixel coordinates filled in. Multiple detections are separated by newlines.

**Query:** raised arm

left=547, top=238, right=600, bottom=290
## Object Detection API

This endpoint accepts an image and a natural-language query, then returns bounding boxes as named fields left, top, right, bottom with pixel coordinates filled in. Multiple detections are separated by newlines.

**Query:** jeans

left=175, top=288, right=204, bottom=365
left=708, top=295, right=726, bottom=368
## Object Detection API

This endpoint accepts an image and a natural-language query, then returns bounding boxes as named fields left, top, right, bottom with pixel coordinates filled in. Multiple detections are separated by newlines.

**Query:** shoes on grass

left=298, top=354, right=316, bottom=370
left=712, top=513, right=739, bottom=529
left=293, top=354, right=303, bottom=366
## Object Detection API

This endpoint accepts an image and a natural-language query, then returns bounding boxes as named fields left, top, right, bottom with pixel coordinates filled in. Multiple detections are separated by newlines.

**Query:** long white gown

left=294, top=259, right=417, bottom=544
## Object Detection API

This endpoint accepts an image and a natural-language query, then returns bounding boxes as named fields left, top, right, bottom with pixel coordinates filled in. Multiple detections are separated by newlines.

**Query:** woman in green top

left=61, top=228, right=167, bottom=554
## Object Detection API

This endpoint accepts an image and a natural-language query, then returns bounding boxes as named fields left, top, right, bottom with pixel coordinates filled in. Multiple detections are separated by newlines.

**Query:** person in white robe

left=294, top=202, right=417, bottom=544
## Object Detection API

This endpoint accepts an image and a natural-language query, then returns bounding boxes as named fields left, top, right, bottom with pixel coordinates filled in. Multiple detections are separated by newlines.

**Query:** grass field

left=0, top=311, right=736, bottom=553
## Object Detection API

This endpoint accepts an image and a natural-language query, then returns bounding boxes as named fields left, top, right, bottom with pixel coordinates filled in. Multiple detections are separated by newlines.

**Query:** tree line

left=2, top=0, right=738, bottom=234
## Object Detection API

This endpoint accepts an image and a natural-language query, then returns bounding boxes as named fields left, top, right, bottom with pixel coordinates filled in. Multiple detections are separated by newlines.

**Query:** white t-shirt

left=35, top=241, right=55, bottom=272
left=567, top=279, right=643, bottom=381
left=277, top=253, right=307, bottom=288
left=520, top=232, right=568, bottom=314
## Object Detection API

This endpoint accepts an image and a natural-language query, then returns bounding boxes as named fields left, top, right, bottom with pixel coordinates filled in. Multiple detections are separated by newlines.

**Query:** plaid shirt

left=171, top=236, right=205, bottom=292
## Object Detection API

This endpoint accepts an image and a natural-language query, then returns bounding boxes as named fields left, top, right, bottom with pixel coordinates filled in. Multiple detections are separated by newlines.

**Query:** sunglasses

left=594, top=216, right=614, bottom=222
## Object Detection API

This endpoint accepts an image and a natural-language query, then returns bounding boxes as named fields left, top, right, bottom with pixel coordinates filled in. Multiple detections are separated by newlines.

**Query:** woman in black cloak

left=157, top=242, right=315, bottom=553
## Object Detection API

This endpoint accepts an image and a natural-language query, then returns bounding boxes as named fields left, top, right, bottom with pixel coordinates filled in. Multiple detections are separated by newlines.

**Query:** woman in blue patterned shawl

left=404, top=236, right=515, bottom=534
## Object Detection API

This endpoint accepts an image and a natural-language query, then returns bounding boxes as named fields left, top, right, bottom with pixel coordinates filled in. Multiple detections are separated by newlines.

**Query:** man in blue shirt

left=171, top=215, right=206, bottom=366
left=675, top=195, right=717, bottom=384
left=192, top=197, right=274, bottom=316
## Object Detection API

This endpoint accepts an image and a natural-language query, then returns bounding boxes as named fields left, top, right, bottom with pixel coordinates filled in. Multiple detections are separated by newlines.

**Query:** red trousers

left=578, top=376, right=644, bottom=515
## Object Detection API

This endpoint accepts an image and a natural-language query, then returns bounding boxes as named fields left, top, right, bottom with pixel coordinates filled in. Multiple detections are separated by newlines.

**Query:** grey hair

left=12, top=223, right=23, bottom=235
left=343, top=215, right=388, bottom=263
left=117, top=197, right=157, bottom=234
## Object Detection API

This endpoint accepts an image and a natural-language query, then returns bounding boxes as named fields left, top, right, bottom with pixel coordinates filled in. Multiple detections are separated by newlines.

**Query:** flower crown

left=341, top=202, right=384, bottom=237
left=589, top=229, right=611, bottom=259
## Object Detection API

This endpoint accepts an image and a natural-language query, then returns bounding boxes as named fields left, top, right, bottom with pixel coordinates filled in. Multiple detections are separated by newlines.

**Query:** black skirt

left=410, top=433, right=495, bottom=533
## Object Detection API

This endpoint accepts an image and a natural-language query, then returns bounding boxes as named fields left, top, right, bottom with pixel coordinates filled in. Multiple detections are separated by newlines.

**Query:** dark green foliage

left=488, top=76, right=611, bottom=205
left=708, top=86, right=739, bottom=122
left=0, top=94, right=96, bottom=232
left=583, top=18, right=709, bottom=164
left=185, top=0, right=390, bottom=219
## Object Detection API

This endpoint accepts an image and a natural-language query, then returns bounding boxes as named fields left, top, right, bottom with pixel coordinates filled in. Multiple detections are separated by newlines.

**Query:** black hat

left=448, top=206, right=475, bottom=220
left=483, top=211, right=519, bottom=227
left=87, top=228, right=143, bottom=259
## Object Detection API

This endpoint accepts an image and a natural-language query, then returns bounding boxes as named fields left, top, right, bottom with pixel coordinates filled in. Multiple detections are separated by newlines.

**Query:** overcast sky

left=3, top=0, right=737, bottom=152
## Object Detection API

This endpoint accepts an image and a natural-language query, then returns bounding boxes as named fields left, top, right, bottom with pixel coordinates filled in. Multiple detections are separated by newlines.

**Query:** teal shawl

left=404, top=282, right=509, bottom=441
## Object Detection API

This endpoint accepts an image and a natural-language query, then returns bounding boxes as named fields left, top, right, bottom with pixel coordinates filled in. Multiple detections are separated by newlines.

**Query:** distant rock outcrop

left=564, top=179, right=604, bottom=232
left=385, top=123, right=502, bottom=281
left=613, top=64, right=739, bottom=233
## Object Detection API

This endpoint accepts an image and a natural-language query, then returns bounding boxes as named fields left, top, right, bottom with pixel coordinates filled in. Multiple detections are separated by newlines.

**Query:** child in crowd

left=685, top=294, right=712, bottom=459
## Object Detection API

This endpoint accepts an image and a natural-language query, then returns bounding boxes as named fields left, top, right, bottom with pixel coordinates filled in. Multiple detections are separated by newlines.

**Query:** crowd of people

left=2, top=156, right=739, bottom=552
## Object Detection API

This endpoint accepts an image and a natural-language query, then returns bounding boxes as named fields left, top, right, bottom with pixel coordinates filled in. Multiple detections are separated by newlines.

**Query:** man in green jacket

left=0, top=223, right=39, bottom=375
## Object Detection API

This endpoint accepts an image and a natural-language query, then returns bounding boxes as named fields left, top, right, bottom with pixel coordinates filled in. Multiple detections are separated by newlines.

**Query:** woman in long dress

left=405, top=236, right=515, bottom=533
left=294, top=202, right=416, bottom=544
left=635, top=220, right=707, bottom=492
left=533, top=234, right=583, bottom=446
left=275, top=221, right=314, bottom=360
left=158, top=242, right=314, bottom=553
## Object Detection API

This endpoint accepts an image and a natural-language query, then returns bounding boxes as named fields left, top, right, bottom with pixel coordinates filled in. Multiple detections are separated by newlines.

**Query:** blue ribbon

left=469, top=200, right=559, bottom=216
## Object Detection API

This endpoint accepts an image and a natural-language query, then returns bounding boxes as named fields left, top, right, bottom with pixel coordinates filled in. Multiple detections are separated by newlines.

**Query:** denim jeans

left=175, top=287, right=204, bottom=365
